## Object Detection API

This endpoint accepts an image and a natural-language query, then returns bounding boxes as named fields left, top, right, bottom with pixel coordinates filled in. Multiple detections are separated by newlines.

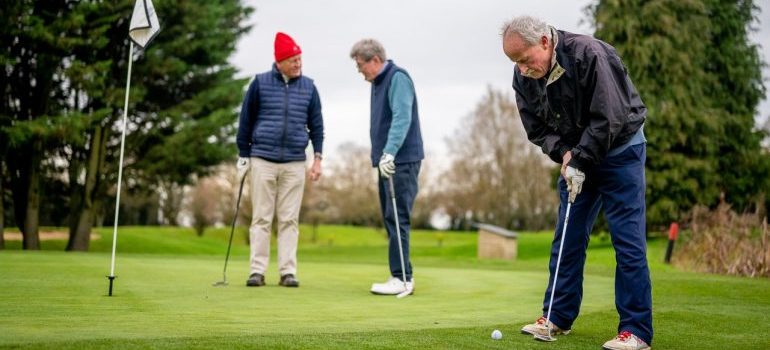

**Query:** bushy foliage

left=588, top=0, right=769, bottom=226
left=0, top=1, right=253, bottom=249
left=674, top=204, right=769, bottom=277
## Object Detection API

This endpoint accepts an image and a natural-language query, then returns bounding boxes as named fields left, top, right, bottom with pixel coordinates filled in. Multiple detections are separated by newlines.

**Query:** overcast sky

left=229, top=0, right=770, bottom=164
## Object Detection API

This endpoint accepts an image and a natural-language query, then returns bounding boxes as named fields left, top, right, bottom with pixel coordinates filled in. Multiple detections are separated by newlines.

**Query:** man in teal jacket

left=350, top=39, right=424, bottom=296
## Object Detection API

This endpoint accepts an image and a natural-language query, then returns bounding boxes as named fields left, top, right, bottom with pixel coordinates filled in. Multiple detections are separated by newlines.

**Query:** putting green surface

left=1, top=226, right=769, bottom=349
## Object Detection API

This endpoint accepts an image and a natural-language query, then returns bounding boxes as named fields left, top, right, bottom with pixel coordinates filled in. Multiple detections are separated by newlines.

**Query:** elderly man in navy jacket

left=502, top=16, right=652, bottom=350
left=350, top=39, right=424, bottom=296
left=236, top=32, right=324, bottom=288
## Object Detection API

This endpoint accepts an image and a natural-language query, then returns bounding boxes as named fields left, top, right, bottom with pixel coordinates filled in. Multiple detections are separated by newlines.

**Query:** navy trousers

left=543, top=143, right=653, bottom=345
left=377, top=161, right=420, bottom=282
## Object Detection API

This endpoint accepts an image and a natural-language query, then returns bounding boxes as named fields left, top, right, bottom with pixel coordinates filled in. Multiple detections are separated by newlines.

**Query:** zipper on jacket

left=279, top=81, right=289, bottom=161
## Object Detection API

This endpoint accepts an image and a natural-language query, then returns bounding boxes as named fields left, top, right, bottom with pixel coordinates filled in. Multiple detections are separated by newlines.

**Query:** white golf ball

left=491, top=329, right=502, bottom=340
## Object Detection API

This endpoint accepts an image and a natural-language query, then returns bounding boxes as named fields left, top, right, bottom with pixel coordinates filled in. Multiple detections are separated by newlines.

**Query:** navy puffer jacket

left=237, top=64, right=324, bottom=162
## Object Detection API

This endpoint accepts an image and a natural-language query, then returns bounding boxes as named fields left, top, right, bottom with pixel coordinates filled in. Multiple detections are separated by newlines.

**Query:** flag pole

left=108, top=41, right=134, bottom=296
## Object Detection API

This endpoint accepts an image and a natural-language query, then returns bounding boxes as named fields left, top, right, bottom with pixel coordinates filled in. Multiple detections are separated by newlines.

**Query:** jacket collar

left=546, top=28, right=566, bottom=86
left=271, top=63, right=300, bottom=83
left=373, top=60, right=395, bottom=85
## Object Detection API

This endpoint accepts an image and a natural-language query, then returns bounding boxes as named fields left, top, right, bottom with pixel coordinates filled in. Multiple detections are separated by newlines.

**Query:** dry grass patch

left=674, top=204, right=769, bottom=277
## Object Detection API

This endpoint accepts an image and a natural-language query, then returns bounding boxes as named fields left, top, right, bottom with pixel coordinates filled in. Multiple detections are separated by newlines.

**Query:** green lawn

left=1, top=225, right=769, bottom=349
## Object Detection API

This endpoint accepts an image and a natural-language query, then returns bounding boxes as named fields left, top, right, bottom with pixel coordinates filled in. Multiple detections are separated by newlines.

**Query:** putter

left=212, top=174, right=247, bottom=287
left=387, top=176, right=412, bottom=299
left=534, top=200, right=572, bottom=342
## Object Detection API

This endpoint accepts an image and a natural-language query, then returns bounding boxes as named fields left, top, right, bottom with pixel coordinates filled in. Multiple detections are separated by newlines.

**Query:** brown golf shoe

left=279, top=274, right=299, bottom=287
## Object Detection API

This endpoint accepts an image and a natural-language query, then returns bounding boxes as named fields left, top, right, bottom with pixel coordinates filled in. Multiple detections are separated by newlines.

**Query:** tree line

left=588, top=0, right=770, bottom=223
left=1, top=0, right=253, bottom=250
left=2, top=0, right=768, bottom=251
left=177, top=88, right=559, bottom=237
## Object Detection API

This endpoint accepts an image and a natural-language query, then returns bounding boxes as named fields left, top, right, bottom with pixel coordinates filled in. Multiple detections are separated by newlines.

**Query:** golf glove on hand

left=379, top=153, right=396, bottom=178
left=565, top=166, right=585, bottom=203
left=236, top=157, right=250, bottom=180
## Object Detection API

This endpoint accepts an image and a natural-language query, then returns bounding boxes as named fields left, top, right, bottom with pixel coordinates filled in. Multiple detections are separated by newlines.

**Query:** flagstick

left=107, top=41, right=134, bottom=297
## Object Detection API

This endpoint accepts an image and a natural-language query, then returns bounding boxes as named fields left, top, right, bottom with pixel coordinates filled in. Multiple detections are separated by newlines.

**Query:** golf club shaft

left=222, top=175, right=246, bottom=282
left=388, top=176, right=408, bottom=290
left=544, top=201, right=571, bottom=336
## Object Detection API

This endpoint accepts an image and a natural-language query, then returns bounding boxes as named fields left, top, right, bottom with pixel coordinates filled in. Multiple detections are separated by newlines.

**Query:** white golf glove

left=236, top=157, right=250, bottom=180
left=379, top=153, right=395, bottom=178
left=565, top=166, right=585, bottom=203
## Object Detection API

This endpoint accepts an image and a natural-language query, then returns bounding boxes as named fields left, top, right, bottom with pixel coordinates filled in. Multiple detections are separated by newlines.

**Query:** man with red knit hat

left=236, top=32, right=324, bottom=288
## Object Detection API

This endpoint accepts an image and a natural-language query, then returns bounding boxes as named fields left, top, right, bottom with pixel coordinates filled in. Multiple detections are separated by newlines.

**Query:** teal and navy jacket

left=237, top=64, right=324, bottom=162
left=369, top=60, right=424, bottom=166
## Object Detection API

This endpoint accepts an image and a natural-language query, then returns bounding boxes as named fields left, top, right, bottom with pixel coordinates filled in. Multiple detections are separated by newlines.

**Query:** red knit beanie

left=274, top=32, right=302, bottom=62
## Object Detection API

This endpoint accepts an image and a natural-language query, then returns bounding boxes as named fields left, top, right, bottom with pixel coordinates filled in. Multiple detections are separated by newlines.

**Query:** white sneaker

left=521, top=316, right=571, bottom=337
left=602, top=331, right=650, bottom=350
left=370, top=276, right=414, bottom=295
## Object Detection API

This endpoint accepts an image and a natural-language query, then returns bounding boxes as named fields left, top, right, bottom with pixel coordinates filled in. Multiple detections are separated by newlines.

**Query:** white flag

left=129, top=0, right=160, bottom=49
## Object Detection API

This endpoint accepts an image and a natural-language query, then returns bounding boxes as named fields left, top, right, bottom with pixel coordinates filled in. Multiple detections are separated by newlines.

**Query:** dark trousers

left=543, top=143, right=653, bottom=345
left=377, top=161, right=420, bottom=282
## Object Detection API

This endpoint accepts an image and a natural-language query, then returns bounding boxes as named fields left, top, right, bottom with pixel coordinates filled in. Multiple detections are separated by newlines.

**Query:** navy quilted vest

left=250, top=65, right=316, bottom=161
left=370, top=61, right=424, bottom=166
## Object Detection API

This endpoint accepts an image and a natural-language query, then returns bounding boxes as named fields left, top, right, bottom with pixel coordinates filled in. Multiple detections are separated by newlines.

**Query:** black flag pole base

left=107, top=275, right=117, bottom=296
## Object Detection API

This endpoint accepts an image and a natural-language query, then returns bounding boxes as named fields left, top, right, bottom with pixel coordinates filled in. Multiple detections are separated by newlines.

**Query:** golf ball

left=491, top=329, right=502, bottom=340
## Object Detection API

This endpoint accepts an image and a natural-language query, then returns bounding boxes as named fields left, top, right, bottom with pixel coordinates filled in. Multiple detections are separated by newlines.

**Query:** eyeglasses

left=355, top=59, right=371, bottom=70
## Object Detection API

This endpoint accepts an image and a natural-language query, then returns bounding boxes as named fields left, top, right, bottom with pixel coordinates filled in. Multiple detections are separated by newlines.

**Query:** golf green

left=0, top=226, right=768, bottom=349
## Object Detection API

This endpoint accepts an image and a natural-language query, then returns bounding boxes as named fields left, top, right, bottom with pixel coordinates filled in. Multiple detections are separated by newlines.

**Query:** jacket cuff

left=312, top=142, right=323, bottom=155
left=383, top=145, right=398, bottom=156
left=567, top=154, right=590, bottom=173
left=238, top=150, right=250, bottom=158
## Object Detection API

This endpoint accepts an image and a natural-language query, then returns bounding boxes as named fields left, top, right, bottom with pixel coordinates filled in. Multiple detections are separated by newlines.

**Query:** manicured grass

left=1, top=225, right=769, bottom=349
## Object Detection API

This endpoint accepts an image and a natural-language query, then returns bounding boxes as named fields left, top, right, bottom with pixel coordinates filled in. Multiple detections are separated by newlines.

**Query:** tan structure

left=476, top=223, right=518, bottom=260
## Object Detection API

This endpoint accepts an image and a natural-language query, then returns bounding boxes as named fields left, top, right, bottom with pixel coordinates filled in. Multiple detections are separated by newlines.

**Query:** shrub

left=674, top=204, right=769, bottom=277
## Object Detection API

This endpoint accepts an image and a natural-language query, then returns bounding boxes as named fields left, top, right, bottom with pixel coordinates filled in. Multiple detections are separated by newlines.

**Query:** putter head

left=533, top=333, right=557, bottom=342
left=212, top=281, right=228, bottom=287
left=396, top=286, right=413, bottom=299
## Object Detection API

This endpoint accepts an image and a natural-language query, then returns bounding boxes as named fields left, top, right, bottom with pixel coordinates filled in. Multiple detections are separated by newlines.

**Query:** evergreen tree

left=1, top=0, right=253, bottom=250
left=703, top=0, right=769, bottom=211
left=1, top=1, right=78, bottom=249
left=587, top=0, right=768, bottom=226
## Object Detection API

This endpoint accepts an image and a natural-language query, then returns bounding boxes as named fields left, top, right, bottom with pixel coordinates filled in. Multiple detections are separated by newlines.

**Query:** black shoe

left=279, top=274, right=299, bottom=287
left=246, top=273, right=265, bottom=287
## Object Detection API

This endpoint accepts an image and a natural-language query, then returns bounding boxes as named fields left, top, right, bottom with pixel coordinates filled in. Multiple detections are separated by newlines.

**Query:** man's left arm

left=384, top=72, right=414, bottom=156
left=307, top=85, right=324, bottom=180
left=568, top=48, right=635, bottom=172
left=376, top=72, right=414, bottom=178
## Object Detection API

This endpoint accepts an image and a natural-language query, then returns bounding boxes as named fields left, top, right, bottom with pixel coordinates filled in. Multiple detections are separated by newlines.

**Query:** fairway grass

left=1, top=226, right=769, bottom=349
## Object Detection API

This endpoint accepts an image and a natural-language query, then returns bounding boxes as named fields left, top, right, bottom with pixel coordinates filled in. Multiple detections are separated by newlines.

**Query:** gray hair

left=349, top=39, right=387, bottom=62
left=501, top=15, right=549, bottom=45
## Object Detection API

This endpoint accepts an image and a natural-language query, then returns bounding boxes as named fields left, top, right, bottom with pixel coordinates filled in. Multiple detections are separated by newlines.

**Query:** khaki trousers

left=249, top=157, right=306, bottom=276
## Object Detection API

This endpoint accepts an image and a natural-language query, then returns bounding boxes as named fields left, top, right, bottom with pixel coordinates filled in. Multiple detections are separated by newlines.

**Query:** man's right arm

left=513, top=81, right=569, bottom=164
left=236, top=78, right=259, bottom=157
